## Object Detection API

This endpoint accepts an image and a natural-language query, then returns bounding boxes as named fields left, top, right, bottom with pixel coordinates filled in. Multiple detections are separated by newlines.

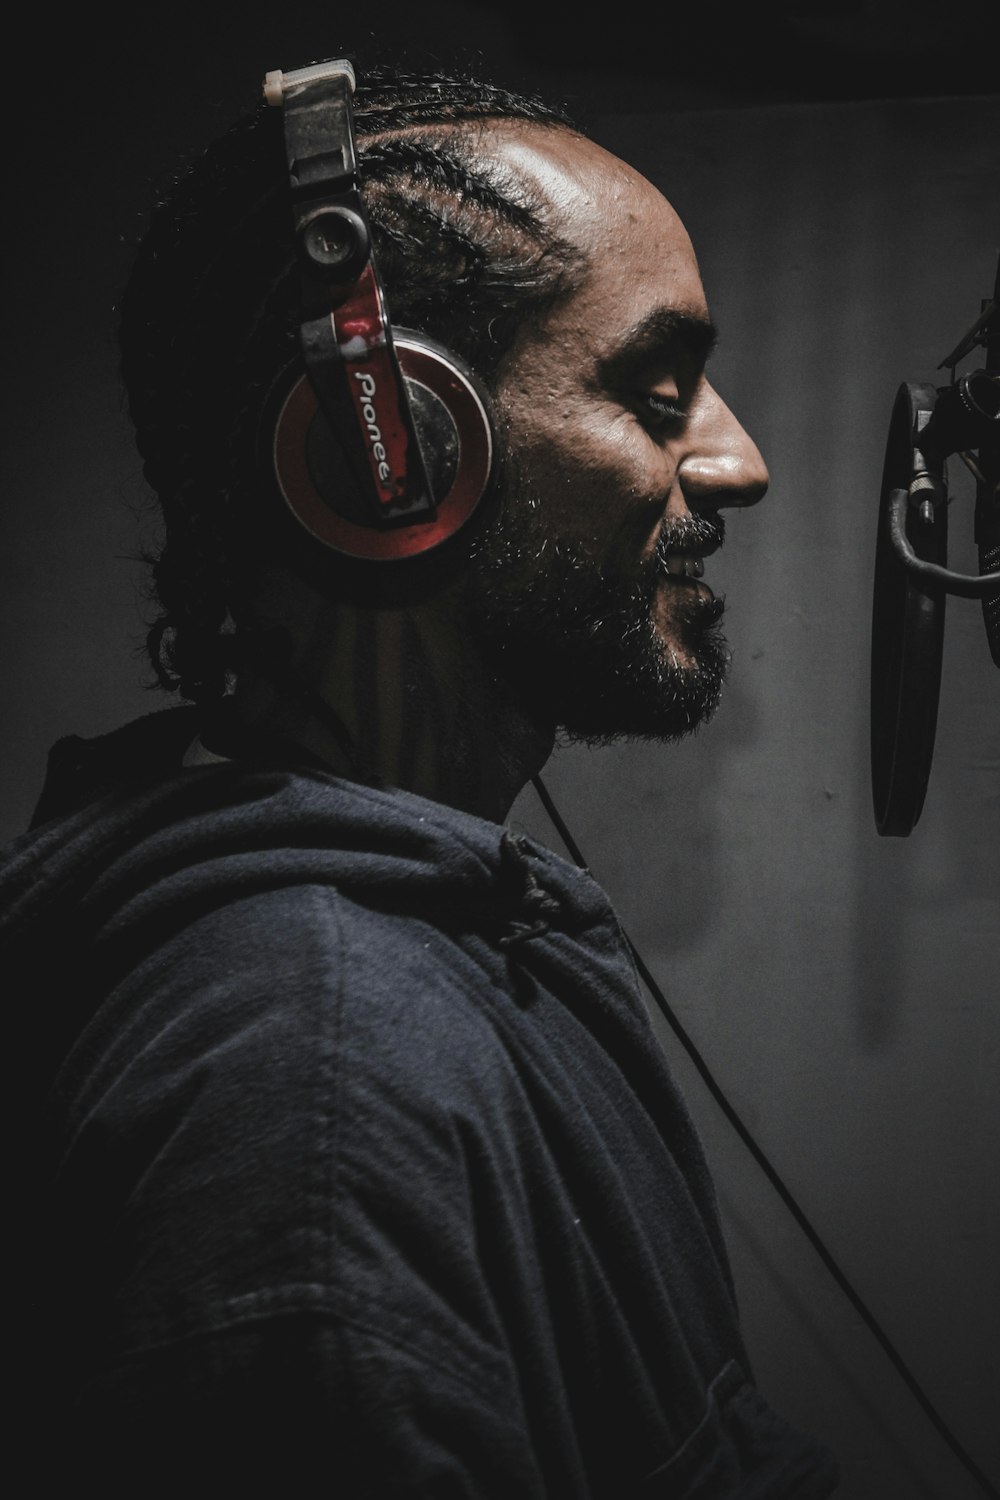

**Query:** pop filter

left=870, top=262, right=999, bottom=837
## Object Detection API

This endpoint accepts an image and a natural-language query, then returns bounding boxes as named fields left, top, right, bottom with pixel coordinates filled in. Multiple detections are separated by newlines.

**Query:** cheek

left=524, top=435, right=671, bottom=567
left=501, top=393, right=665, bottom=544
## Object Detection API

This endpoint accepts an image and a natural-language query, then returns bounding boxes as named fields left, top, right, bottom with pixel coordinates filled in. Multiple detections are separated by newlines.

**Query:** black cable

left=530, top=771, right=999, bottom=1500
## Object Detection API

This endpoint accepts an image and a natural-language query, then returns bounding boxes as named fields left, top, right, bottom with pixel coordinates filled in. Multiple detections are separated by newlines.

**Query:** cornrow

left=375, top=203, right=488, bottom=291
left=351, top=68, right=573, bottom=130
left=120, top=69, right=581, bottom=703
left=361, top=139, right=545, bottom=233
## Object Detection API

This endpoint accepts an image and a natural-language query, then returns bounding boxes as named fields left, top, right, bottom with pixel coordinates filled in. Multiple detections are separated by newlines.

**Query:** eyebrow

left=598, top=308, right=719, bottom=381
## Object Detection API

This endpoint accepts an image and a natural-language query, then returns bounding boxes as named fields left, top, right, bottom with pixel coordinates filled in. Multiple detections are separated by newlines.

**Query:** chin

left=653, top=630, right=701, bottom=675
left=470, top=499, right=731, bottom=744
left=547, top=616, right=731, bottom=747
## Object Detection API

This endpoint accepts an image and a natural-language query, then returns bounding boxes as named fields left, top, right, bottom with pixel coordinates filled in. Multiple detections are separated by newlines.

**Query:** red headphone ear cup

left=272, top=333, right=496, bottom=561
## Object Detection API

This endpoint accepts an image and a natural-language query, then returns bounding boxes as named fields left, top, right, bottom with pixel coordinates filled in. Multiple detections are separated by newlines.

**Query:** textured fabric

left=5, top=709, right=838, bottom=1496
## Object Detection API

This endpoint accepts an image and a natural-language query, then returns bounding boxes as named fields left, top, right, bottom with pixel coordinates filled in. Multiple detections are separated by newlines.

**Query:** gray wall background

left=2, top=7, right=997, bottom=1497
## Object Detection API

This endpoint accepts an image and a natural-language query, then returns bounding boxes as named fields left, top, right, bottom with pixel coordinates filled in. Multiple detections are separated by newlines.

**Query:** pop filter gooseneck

left=870, top=260, right=999, bottom=837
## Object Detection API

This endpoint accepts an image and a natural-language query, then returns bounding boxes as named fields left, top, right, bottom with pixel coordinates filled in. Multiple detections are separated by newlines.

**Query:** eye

left=637, top=392, right=687, bottom=431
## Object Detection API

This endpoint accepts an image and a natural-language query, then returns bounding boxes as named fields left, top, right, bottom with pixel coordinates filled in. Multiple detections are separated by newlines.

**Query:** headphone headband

left=263, top=59, right=498, bottom=563
left=268, top=61, right=437, bottom=529
left=263, top=59, right=357, bottom=106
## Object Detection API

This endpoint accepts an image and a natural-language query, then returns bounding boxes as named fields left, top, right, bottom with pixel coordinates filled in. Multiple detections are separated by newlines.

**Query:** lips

left=656, top=515, right=723, bottom=587
left=664, top=553, right=705, bottom=579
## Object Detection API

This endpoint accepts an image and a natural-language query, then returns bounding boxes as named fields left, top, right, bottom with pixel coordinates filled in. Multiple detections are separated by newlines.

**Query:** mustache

left=653, top=513, right=726, bottom=560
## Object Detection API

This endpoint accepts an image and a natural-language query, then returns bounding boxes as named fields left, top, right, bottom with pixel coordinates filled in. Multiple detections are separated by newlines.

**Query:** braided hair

left=119, top=69, right=581, bottom=704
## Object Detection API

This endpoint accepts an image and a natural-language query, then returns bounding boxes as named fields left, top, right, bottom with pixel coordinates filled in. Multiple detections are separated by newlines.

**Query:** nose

left=677, top=381, right=769, bottom=511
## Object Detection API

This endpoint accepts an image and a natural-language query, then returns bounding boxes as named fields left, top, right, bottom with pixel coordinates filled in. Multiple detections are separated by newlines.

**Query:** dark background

left=3, top=4, right=998, bottom=1496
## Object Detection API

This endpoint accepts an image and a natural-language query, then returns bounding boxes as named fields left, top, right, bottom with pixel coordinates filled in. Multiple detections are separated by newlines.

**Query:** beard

left=467, top=463, right=731, bottom=745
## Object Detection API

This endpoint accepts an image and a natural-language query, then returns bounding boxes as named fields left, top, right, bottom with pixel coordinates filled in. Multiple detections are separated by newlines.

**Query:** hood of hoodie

left=1, top=707, right=624, bottom=1019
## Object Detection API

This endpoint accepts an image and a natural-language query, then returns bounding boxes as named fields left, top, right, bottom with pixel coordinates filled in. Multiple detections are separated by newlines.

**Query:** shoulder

left=61, top=871, right=523, bottom=1186
left=43, top=877, right=533, bottom=1380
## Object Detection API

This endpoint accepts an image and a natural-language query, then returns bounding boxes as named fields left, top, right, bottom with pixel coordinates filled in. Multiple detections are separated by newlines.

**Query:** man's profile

left=5, top=60, right=839, bottom=1496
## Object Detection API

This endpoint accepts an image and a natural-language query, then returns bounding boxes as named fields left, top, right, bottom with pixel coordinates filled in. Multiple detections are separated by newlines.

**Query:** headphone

left=263, top=59, right=498, bottom=564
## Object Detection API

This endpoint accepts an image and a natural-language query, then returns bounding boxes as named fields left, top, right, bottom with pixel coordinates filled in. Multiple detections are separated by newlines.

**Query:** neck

left=233, top=568, right=553, bottom=824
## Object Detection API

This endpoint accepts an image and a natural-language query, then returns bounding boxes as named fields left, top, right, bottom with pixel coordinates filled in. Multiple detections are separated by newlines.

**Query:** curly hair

left=118, top=68, right=581, bottom=704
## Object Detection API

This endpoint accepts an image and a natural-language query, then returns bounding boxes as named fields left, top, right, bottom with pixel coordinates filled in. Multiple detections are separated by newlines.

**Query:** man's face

left=470, top=124, right=769, bottom=743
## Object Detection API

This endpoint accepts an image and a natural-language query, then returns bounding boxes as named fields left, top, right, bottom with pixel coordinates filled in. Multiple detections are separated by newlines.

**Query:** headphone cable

left=530, top=772, right=998, bottom=1500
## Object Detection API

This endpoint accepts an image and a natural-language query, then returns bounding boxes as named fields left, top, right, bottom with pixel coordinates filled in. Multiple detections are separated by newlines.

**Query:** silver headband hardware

left=263, top=59, right=356, bottom=107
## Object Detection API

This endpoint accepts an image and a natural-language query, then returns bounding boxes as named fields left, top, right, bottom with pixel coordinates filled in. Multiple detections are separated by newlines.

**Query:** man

left=6, top=64, right=838, bottom=1495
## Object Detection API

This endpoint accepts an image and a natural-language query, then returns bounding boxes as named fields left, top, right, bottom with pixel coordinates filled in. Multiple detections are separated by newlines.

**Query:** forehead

left=485, top=122, right=709, bottom=332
